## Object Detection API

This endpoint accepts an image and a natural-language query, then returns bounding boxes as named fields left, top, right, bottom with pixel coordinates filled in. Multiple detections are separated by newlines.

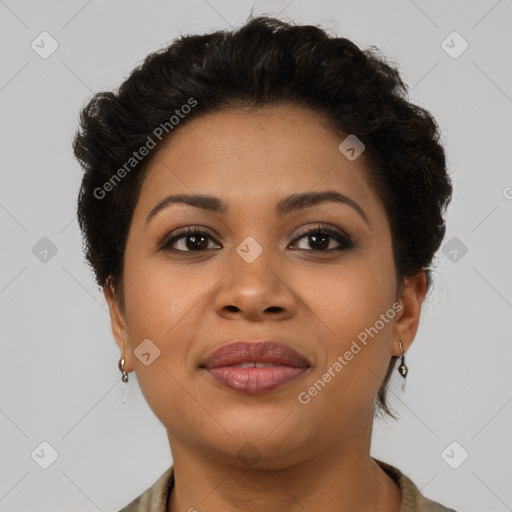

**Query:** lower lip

left=204, top=366, right=309, bottom=395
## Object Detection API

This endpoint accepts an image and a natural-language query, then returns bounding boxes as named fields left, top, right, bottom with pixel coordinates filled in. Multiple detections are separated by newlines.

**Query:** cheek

left=122, top=258, right=204, bottom=395
left=124, top=256, right=203, bottom=338
left=122, top=262, right=204, bottom=428
left=298, top=257, right=396, bottom=411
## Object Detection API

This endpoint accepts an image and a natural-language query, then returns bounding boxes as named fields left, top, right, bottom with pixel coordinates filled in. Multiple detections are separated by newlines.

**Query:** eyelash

left=158, top=224, right=354, bottom=254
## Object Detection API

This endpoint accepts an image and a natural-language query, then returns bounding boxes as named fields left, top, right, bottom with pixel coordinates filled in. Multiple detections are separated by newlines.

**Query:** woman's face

left=105, top=105, right=425, bottom=468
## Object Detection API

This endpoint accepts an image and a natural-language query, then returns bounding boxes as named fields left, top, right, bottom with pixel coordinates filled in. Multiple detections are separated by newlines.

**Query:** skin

left=104, top=104, right=427, bottom=512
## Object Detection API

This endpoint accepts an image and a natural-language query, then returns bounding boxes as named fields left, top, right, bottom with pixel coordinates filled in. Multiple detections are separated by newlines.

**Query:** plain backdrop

left=1, top=1, right=511, bottom=511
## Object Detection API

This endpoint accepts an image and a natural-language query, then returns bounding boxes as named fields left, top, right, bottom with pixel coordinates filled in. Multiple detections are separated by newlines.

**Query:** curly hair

left=73, top=15, right=453, bottom=420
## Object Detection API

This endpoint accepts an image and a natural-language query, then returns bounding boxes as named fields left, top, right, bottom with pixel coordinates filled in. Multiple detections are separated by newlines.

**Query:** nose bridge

left=214, top=232, right=295, bottom=318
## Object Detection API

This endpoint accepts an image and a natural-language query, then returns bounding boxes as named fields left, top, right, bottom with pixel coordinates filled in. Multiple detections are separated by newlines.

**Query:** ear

left=392, top=271, right=428, bottom=357
left=103, top=278, right=133, bottom=372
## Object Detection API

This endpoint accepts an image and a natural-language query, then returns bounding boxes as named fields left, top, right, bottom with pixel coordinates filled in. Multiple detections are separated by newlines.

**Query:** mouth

left=199, top=340, right=311, bottom=395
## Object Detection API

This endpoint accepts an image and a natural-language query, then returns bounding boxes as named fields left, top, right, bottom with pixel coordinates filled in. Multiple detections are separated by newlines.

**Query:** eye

left=158, top=226, right=221, bottom=253
left=290, top=224, right=354, bottom=252
left=158, top=223, right=354, bottom=254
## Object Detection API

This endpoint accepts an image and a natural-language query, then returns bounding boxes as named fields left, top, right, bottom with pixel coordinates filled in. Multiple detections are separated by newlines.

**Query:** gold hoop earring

left=118, top=355, right=129, bottom=383
left=397, top=340, right=408, bottom=379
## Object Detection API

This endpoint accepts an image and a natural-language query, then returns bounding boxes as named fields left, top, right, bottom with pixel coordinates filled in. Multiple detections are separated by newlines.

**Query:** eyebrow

left=145, top=190, right=370, bottom=227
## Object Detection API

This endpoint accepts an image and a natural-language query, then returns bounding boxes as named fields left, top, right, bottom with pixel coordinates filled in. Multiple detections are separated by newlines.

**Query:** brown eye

left=159, top=227, right=221, bottom=252
left=290, top=225, right=354, bottom=252
left=159, top=224, right=354, bottom=254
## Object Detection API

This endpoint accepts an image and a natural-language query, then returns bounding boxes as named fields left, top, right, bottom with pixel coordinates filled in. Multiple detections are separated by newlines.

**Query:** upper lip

left=200, top=340, right=311, bottom=369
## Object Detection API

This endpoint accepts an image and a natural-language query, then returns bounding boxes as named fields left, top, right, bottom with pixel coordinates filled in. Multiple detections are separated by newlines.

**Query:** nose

left=214, top=245, right=297, bottom=322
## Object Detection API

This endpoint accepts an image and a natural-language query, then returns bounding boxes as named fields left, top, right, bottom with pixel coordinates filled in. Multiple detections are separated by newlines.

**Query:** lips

left=200, top=340, right=310, bottom=369
left=200, top=340, right=311, bottom=395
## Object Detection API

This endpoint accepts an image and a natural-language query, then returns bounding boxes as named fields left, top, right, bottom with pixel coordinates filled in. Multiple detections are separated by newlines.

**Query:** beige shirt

left=118, top=457, right=459, bottom=511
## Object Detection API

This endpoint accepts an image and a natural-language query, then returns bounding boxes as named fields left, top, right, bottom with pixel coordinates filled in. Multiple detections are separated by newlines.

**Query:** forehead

left=134, top=105, right=379, bottom=221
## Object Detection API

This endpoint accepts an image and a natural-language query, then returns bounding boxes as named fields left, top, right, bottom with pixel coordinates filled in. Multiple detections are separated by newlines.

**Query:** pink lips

left=200, top=341, right=310, bottom=395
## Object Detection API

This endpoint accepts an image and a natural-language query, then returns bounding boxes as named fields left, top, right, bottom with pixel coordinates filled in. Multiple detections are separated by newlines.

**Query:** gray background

left=1, top=1, right=511, bottom=511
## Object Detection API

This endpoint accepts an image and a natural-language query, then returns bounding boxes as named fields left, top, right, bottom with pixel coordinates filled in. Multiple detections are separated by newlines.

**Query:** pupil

left=310, top=234, right=328, bottom=250
left=187, top=235, right=208, bottom=250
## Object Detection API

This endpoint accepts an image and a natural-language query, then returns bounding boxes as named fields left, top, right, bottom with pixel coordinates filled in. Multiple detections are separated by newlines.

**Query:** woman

left=73, top=15, right=457, bottom=512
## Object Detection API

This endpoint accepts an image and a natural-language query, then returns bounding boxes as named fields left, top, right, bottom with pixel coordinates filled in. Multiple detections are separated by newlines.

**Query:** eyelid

left=159, top=222, right=353, bottom=253
left=158, top=225, right=220, bottom=248
left=289, top=223, right=354, bottom=251
left=292, top=222, right=350, bottom=241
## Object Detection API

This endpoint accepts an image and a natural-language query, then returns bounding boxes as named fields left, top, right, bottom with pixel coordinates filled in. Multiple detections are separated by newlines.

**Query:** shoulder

left=118, top=465, right=174, bottom=512
left=373, top=458, right=459, bottom=512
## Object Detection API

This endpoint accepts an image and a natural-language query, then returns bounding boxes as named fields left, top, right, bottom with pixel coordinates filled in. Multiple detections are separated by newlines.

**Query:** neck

left=166, top=413, right=402, bottom=512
